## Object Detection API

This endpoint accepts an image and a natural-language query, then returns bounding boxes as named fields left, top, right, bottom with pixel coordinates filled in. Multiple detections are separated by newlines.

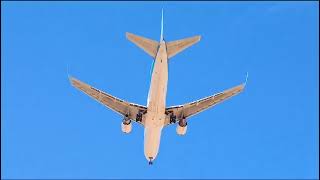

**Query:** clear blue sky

left=1, top=1, right=319, bottom=179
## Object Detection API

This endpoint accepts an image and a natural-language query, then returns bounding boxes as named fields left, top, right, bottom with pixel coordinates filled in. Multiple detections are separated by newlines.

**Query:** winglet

left=67, top=64, right=71, bottom=79
left=244, top=72, right=249, bottom=86
left=160, top=8, right=164, bottom=41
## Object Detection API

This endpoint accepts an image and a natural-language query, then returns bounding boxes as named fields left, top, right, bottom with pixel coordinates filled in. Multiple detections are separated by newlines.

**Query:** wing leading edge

left=69, top=77, right=147, bottom=126
left=164, top=83, right=246, bottom=126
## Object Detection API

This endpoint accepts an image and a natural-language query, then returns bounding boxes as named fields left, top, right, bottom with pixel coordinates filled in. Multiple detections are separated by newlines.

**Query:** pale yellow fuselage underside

left=144, top=41, right=168, bottom=161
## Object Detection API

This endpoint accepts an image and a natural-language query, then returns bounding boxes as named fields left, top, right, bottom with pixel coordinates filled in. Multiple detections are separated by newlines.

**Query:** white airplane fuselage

left=69, top=10, right=247, bottom=165
left=144, top=41, right=168, bottom=162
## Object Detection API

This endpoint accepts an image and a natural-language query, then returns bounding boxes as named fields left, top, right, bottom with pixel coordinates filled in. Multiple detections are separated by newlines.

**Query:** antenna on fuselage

left=160, top=8, right=164, bottom=41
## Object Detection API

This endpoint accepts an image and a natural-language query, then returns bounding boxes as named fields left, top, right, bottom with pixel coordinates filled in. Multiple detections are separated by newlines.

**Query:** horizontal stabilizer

left=166, top=35, right=201, bottom=59
left=126, top=32, right=159, bottom=58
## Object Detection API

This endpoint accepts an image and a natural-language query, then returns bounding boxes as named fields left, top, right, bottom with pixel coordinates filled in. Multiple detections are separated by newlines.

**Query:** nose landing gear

left=148, top=157, right=153, bottom=165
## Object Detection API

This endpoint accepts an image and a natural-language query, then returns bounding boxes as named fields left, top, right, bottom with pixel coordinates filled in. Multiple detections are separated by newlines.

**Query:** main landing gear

left=169, top=114, right=177, bottom=124
left=136, top=110, right=146, bottom=123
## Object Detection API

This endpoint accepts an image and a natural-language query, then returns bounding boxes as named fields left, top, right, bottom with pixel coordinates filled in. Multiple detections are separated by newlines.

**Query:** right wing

left=69, top=77, right=147, bottom=126
left=164, top=83, right=245, bottom=126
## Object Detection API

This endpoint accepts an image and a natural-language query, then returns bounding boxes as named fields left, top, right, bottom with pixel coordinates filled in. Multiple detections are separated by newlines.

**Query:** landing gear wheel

left=170, top=114, right=176, bottom=124
left=148, top=157, right=153, bottom=165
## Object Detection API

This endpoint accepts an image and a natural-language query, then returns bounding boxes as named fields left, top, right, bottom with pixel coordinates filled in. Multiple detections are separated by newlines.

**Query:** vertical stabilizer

left=160, top=9, right=164, bottom=41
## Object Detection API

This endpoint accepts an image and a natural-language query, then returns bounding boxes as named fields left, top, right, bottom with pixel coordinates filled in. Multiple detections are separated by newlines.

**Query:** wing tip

left=68, top=75, right=75, bottom=82
left=67, top=64, right=73, bottom=82
left=68, top=76, right=80, bottom=87
left=237, top=72, right=249, bottom=91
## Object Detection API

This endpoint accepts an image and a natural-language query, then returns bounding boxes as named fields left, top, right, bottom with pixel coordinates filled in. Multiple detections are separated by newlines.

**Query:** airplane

left=69, top=10, right=247, bottom=165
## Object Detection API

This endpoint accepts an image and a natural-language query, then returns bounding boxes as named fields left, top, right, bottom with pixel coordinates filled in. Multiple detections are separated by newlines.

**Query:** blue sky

left=1, top=1, right=319, bottom=179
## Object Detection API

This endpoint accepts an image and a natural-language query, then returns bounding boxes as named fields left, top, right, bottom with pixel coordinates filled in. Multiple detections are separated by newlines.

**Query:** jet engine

left=121, top=116, right=132, bottom=133
left=176, top=118, right=187, bottom=135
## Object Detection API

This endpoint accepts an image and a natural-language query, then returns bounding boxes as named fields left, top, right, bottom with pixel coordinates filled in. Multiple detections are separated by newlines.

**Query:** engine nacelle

left=176, top=118, right=187, bottom=135
left=176, top=124, right=187, bottom=135
left=121, top=120, right=132, bottom=133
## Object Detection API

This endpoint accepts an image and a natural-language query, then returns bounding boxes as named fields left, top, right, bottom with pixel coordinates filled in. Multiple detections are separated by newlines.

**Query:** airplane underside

left=69, top=10, right=247, bottom=165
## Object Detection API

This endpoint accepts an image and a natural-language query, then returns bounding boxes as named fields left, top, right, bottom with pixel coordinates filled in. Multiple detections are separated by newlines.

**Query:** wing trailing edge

left=164, top=83, right=245, bottom=126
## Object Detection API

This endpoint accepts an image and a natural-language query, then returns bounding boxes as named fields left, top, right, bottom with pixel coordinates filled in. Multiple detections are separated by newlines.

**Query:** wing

left=164, top=83, right=245, bottom=126
left=69, top=77, right=147, bottom=126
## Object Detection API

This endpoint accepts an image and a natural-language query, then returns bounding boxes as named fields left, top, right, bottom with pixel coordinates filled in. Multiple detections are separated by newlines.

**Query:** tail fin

left=126, top=32, right=159, bottom=58
left=166, top=35, right=201, bottom=59
left=160, top=8, right=164, bottom=41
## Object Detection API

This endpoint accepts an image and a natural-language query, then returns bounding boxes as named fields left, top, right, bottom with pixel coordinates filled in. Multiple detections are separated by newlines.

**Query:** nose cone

left=144, top=127, right=162, bottom=162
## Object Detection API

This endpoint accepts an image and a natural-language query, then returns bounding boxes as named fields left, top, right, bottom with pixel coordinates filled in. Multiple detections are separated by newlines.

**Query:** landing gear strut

left=136, top=113, right=142, bottom=122
left=136, top=110, right=146, bottom=123
left=170, top=114, right=176, bottom=124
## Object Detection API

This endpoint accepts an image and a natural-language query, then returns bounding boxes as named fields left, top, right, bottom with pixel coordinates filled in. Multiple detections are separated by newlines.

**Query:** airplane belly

left=143, top=42, right=168, bottom=163
left=144, top=126, right=162, bottom=161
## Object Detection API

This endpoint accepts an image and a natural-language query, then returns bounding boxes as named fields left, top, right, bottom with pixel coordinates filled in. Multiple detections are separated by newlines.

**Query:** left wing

left=164, top=83, right=245, bottom=126
left=70, top=77, right=147, bottom=126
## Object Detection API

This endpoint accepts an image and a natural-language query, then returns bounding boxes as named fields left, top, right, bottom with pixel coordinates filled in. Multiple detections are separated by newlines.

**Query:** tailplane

left=126, top=9, right=200, bottom=59
left=126, top=32, right=159, bottom=58
left=166, top=35, right=201, bottom=59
